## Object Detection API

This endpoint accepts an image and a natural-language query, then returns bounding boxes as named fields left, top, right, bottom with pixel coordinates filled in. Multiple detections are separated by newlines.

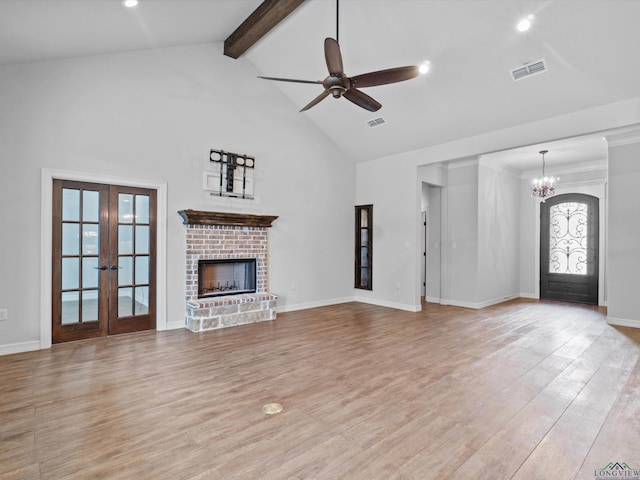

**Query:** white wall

left=606, top=136, right=640, bottom=327
left=0, top=43, right=355, bottom=352
left=443, top=161, right=479, bottom=306
left=355, top=155, right=420, bottom=311
left=477, top=161, right=520, bottom=306
left=519, top=178, right=538, bottom=298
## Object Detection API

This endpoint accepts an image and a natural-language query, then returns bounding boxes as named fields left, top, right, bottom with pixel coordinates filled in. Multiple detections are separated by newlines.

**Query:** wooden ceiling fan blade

left=300, top=90, right=331, bottom=112
left=258, top=76, right=323, bottom=85
left=351, top=66, right=419, bottom=88
left=324, top=37, right=344, bottom=76
left=343, top=88, right=382, bottom=112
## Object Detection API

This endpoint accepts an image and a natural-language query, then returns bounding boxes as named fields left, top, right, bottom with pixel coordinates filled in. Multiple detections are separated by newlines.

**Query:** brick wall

left=185, top=224, right=269, bottom=301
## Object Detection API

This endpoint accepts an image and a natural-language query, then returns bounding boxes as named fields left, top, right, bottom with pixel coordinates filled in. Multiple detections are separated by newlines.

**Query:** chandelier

left=531, top=149, right=557, bottom=201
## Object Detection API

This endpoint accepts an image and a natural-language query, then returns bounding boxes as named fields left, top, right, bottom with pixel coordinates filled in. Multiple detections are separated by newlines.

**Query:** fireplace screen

left=198, top=258, right=257, bottom=298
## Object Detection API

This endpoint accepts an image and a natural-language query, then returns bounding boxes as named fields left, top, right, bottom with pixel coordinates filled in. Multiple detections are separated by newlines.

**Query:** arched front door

left=540, top=193, right=599, bottom=305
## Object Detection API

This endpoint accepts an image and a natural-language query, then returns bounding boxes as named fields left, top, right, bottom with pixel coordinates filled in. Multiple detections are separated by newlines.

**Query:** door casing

left=41, top=168, right=168, bottom=349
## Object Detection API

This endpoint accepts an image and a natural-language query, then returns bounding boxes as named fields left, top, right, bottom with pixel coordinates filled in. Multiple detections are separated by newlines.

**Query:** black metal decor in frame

left=548, top=201, right=588, bottom=275
left=209, top=149, right=255, bottom=199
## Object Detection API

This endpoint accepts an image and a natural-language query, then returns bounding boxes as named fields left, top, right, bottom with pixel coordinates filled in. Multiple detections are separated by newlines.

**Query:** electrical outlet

left=0, top=309, right=7, bottom=321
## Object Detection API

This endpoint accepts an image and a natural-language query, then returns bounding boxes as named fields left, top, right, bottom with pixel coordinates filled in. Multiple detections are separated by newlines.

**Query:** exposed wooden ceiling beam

left=224, top=0, right=306, bottom=59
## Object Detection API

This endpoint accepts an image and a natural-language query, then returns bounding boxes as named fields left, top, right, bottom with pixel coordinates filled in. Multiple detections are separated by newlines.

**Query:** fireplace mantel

left=178, top=209, right=278, bottom=228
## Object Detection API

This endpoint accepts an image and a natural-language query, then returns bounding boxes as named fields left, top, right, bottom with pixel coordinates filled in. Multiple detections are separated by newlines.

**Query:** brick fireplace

left=179, top=210, right=278, bottom=332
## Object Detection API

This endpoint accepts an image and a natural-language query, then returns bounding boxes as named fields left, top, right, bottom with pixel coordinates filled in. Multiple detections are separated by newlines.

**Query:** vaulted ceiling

left=2, top=0, right=638, bottom=170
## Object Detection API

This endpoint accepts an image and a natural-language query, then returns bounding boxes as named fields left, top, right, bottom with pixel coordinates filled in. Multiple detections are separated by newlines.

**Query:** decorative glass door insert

left=548, top=202, right=588, bottom=275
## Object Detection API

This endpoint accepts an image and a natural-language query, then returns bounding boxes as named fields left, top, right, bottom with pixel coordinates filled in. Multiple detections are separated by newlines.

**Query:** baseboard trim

left=425, top=296, right=441, bottom=304
left=606, top=316, right=640, bottom=329
left=442, top=294, right=519, bottom=310
left=354, top=297, right=421, bottom=312
left=519, top=292, right=538, bottom=299
left=165, top=321, right=187, bottom=331
left=278, top=296, right=421, bottom=314
left=0, top=341, right=41, bottom=356
left=277, top=297, right=355, bottom=314
left=475, top=294, right=520, bottom=309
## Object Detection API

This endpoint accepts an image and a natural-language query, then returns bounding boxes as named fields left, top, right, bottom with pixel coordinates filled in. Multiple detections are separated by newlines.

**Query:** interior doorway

left=421, top=182, right=442, bottom=304
left=421, top=210, right=427, bottom=298
left=540, top=193, right=599, bottom=304
left=52, top=179, right=157, bottom=343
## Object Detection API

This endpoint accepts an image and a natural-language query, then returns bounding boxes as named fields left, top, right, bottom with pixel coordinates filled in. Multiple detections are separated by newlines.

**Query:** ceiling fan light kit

left=258, top=0, right=419, bottom=112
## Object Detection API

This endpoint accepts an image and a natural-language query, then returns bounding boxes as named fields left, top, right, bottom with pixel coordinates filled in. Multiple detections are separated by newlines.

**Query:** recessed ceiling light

left=517, top=15, right=534, bottom=32
left=123, top=0, right=138, bottom=7
left=419, top=61, right=431, bottom=75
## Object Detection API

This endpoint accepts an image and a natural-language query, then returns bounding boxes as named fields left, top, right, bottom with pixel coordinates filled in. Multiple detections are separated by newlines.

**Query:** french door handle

left=94, top=266, right=108, bottom=271
left=110, top=265, right=122, bottom=270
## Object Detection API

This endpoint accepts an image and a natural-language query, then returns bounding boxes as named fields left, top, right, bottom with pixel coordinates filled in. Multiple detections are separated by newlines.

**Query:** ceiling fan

left=258, top=0, right=419, bottom=112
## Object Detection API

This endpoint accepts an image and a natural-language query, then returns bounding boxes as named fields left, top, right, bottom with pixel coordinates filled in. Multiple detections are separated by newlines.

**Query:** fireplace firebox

left=198, top=258, right=257, bottom=298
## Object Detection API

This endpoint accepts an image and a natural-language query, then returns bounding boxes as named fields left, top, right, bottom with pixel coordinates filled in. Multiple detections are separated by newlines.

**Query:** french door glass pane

left=119, top=256, right=133, bottom=286
left=118, top=287, right=133, bottom=317
left=61, top=291, right=79, bottom=325
left=62, top=189, right=80, bottom=221
left=82, top=291, right=99, bottom=322
left=82, top=224, right=99, bottom=255
left=82, top=190, right=100, bottom=222
left=135, top=256, right=149, bottom=284
left=62, top=223, right=80, bottom=255
left=82, top=257, right=99, bottom=288
left=119, top=194, right=134, bottom=223
left=135, top=286, right=149, bottom=315
left=135, top=226, right=149, bottom=254
left=119, top=225, right=133, bottom=254
left=62, top=258, right=79, bottom=290
left=136, top=195, right=150, bottom=223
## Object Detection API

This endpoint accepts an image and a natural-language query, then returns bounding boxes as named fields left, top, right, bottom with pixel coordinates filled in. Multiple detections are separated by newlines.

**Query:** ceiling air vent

left=510, top=59, right=547, bottom=81
left=366, top=117, right=386, bottom=128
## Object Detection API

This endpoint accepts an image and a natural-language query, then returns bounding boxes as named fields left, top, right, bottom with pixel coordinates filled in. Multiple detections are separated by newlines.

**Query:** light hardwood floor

left=1, top=299, right=639, bottom=479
